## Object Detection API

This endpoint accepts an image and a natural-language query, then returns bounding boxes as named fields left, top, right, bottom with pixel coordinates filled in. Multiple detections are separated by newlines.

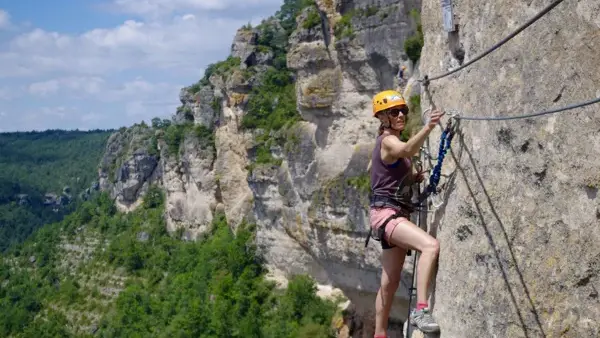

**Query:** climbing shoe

left=409, top=307, right=440, bottom=333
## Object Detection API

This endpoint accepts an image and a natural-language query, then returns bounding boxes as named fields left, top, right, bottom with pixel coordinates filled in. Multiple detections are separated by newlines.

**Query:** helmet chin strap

left=383, top=123, right=402, bottom=132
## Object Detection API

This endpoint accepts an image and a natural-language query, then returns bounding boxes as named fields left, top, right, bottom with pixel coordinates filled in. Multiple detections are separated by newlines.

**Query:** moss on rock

left=287, top=42, right=330, bottom=70
left=229, top=93, right=248, bottom=107
left=299, top=68, right=341, bottom=108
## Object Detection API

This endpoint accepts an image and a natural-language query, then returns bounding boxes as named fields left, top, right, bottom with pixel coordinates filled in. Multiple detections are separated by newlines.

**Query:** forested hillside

left=0, top=188, right=341, bottom=337
left=0, top=130, right=112, bottom=251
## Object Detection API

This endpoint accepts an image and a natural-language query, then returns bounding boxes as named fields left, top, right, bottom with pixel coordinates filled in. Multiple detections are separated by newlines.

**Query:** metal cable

left=424, top=0, right=566, bottom=82
left=453, top=96, right=600, bottom=121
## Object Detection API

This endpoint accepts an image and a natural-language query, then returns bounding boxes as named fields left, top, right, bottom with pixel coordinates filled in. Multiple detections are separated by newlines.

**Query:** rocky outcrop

left=334, top=0, right=421, bottom=93
left=231, top=28, right=258, bottom=68
left=16, top=194, right=29, bottom=206
left=80, top=181, right=100, bottom=201
left=43, top=192, right=71, bottom=209
left=98, top=124, right=160, bottom=211
left=417, top=0, right=600, bottom=337
left=160, top=129, right=219, bottom=239
left=212, top=111, right=254, bottom=228
left=176, top=87, right=218, bottom=127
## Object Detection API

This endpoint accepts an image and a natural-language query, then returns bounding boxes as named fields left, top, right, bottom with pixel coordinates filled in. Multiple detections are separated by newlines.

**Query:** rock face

left=99, top=125, right=160, bottom=211
left=417, top=0, right=600, bottom=337
left=161, top=132, right=218, bottom=239
left=231, top=28, right=258, bottom=68
left=176, top=87, right=218, bottom=128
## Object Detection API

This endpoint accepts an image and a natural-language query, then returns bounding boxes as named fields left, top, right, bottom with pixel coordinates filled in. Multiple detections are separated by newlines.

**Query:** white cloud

left=40, top=106, right=71, bottom=119
left=0, top=87, right=13, bottom=100
left=28, top=80, right=60, bottom=96
left=107, top=78, right=167, bottom=98
left=0, top=0, right=282, bottom=131
left=101, top=79, right=183, bottom=110
left=28, top=76, right=178, bottom=100
left=81, top=112, right=104, bottom=123
left=1, top=14, right=246, bottom=78
left=0, top=9, right=10, bottom=29
left=111, top=0, right=282, bottom=17
left=28, top=77, right=105, bottom=97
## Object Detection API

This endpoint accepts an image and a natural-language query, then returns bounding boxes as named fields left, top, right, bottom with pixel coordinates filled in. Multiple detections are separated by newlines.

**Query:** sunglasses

left=387, top=106, right=409, bottom=117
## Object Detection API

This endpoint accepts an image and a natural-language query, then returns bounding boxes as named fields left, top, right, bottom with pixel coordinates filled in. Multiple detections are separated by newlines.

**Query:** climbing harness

left=364, top=195, right=413, bottom=256
left=409, top=68, right=458, bottom=210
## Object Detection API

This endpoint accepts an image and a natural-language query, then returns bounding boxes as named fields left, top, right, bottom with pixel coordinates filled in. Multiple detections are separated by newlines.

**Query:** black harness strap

left=364, top=197, right=413, bottom=256
left=364, top=212, right=403, bottom=248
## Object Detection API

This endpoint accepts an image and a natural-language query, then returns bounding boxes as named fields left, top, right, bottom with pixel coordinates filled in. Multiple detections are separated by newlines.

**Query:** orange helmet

left=372, top=90, right=406, bottom=117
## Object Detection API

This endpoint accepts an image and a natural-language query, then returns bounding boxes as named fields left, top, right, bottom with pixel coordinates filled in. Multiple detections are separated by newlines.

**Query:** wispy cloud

left=0, top=9, right=10, bottom=29
left=109, top=0, right=282, bottom=17
left=0, top=0, right=281, bottom=132
left=2, top=14, right=244, bottom=78
left=28, top=77, right=105, bottom=97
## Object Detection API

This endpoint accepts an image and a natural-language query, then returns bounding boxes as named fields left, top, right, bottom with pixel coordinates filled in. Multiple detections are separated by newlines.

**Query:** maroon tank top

left=370, top=134, right=414, bottom=207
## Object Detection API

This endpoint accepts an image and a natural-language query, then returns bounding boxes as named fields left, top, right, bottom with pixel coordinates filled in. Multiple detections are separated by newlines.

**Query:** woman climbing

left=368, top=90, right=443, bottom=336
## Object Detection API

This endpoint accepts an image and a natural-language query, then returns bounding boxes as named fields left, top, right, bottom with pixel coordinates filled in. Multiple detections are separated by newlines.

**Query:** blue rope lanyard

left=425, top=122, right=455, bottom=195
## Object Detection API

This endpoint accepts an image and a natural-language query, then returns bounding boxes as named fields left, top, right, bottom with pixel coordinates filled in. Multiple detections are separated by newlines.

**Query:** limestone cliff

left=417, top=0, right=600, bottom=337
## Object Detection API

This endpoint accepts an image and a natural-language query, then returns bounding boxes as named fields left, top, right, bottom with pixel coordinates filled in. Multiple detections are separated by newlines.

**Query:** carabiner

left=446, top=109, right=460, bottom=120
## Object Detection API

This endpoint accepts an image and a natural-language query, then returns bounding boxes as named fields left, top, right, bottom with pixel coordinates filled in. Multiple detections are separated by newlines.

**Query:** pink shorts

left=369, top=207, right=410, bottom=244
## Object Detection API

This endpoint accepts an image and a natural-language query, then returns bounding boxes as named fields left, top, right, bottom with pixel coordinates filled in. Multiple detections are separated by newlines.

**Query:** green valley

left=0, top=130, right=112, bottom=252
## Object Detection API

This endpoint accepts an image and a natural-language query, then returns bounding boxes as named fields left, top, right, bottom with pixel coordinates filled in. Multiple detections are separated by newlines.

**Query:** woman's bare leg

left=374, top=245, right=407, bottom=337
left=387, top=219, right=439, bottom=305
left=387, top=219, right=441, bottom=333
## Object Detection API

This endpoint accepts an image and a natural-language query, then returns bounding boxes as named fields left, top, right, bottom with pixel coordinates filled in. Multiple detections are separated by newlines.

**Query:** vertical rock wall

left=418, top=1, right=600, bottom=337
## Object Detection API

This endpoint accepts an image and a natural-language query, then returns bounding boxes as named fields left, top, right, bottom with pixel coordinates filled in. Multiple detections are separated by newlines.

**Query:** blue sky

left=0, top=0, right=282, bottom=132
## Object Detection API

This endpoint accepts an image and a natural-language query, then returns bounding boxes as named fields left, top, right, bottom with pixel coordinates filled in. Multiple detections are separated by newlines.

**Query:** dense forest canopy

left=0, top=189, right=341, bottom=337
left=0, top=129, right=113, bottom=251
